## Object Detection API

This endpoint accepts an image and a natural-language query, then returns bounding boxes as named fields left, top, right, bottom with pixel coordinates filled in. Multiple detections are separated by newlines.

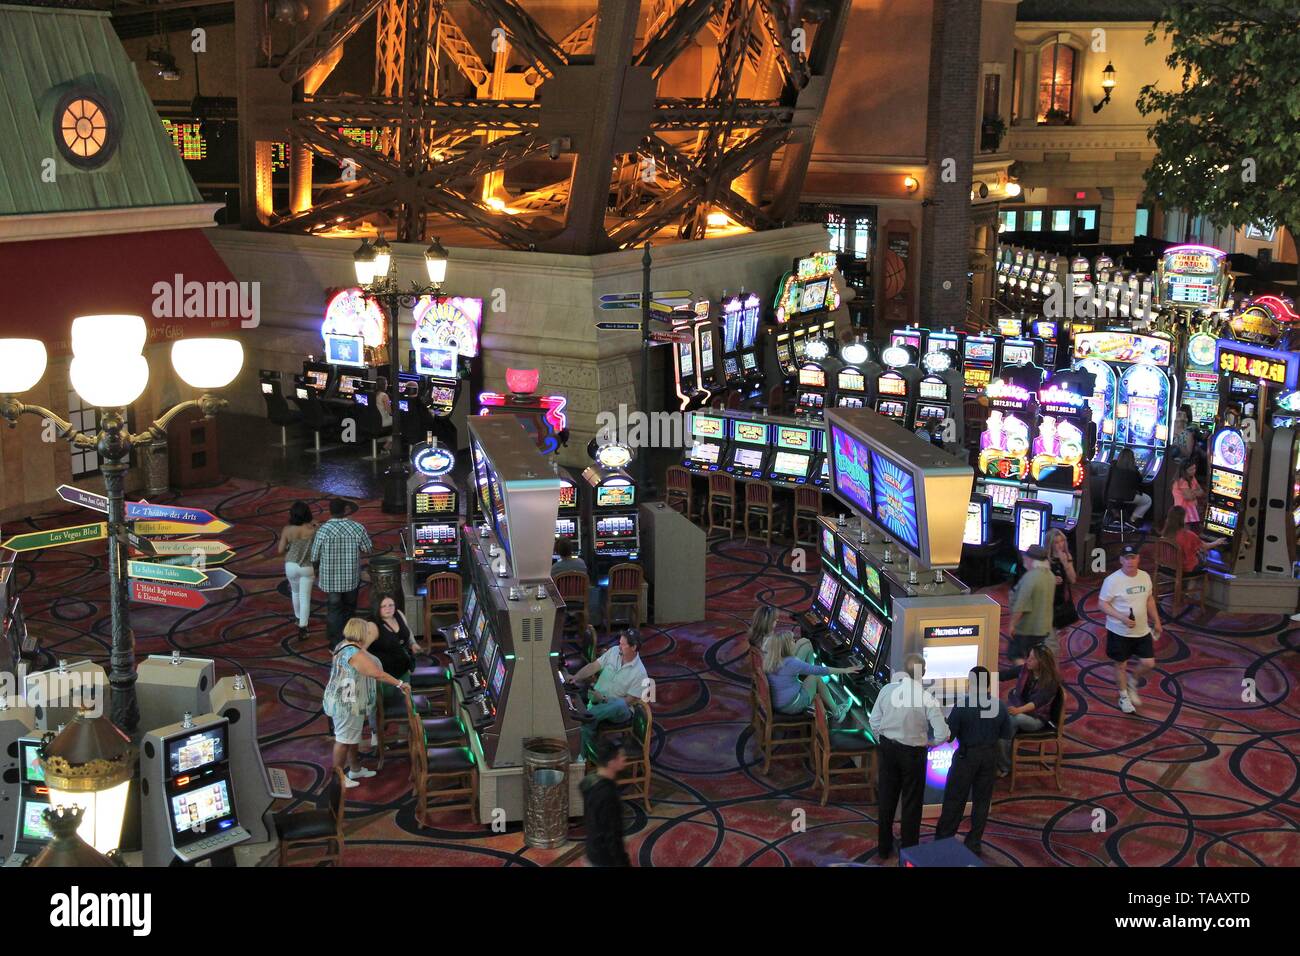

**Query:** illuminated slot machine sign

left=998, top=316, right=1024, bottom=339
left=890, top=326, right=926, bottom=353
left=1204, top=427, right=1248, bottom=538
left=554, top=476, right=581, bottom=556
left=1231, top=295, right=1297, bottom=345
left=1031, top=386, right=1088, bottom=488
left=796, top=362, right=828, bottom=415
left=1032, top=320, right=1059, bottom=367
left=963, top=493, right=992, bottom=546
left=962, top=335, right=998, bottom=397
left=1217, top=340, right=1300, bottom=405
left=836, top=367, right=866, bottom=408
left=737, top=292, right=763, bottom=374
left=1157, top=244, right=1230, bottom=310
left=478, top=386, right=569, bottom=456
left=774, top=251, right=841, bottom=324
left=726, top=419, right=771, bottom=479
left=684, top=412, right=727, bottom=472
left=768, top=424, right=815, bottom=485
left=1182, top=332, right=1221, bottom=426
left=978, top=381, right=1036, bottom=482
left=323, top=288, right=386, bottom=356
left=720, top=294, right=746, bottom=384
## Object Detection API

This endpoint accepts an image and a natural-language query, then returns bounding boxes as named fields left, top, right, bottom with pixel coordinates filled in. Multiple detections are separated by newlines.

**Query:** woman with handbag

left=322, top=617, right=409, bottom=787
left=1046, top=528, right=1078, bottom=656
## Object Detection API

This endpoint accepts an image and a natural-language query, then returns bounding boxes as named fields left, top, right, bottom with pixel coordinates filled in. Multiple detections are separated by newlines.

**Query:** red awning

left=1, top=229, right=241, bottom=356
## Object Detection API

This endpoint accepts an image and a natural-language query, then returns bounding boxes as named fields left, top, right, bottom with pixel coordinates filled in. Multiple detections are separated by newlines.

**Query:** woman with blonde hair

left=763, top=630, right=861, bottom=722
left=322, top=617, right=409, bottom=787
left=747, top=605, right=778, bottom=650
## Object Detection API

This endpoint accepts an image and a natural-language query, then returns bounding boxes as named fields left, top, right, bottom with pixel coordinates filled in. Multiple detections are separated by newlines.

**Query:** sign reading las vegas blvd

left=2, top=522, right=107, bottom=552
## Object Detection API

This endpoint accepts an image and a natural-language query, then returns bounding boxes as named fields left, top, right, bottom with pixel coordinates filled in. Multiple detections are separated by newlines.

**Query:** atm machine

left=405, top=440, right=463, bottom=605
left=581, top=444, right=641, bottom=576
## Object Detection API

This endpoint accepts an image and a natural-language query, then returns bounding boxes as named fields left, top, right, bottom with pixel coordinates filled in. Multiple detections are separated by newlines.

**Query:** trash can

left=522, top=738, right=570, bottom=848
left=368, top=555, right=404, bottom=611
left=144, top=438, right=170, bottom=497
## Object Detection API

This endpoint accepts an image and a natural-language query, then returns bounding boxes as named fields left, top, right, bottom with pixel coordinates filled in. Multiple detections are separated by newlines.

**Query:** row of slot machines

left=556, top=463, right=640, bottom=577
left=682, top=410, right=830, bottom=488
left=667, top=293, right=767, bottom=409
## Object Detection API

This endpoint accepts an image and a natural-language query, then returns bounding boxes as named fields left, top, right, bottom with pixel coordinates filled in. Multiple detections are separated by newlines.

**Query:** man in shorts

left=1098, top=544, right=1162, bottom=713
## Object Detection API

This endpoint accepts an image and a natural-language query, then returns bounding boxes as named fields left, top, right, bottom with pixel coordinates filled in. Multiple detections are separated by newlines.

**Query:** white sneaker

left=342, top=775, right=360, bottom=789
left=347, top=767, right=376, bottom=780
left=1127, top=685, right=1142, bottom=707
left=1118, top=692, right=1136, bottom=714
left=832, top=699, right=852, bottom=723
left=369, top=733, right=379, bottom=748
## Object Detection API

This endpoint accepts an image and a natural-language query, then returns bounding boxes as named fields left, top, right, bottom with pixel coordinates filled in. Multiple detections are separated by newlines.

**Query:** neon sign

left=829, top=424, right=873, bottom=518
left=412, top=296, right=483, bottom=358
left=1216, top=340, right=1298, bottom=389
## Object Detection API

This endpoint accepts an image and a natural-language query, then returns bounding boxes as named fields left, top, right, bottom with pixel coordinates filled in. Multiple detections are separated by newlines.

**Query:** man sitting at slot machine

left=565, top=629, right=649, bottom=750
left=552, top=537, right=588, bottom=575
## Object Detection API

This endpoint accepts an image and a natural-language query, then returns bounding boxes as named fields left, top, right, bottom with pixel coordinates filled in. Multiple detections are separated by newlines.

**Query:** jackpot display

left=1182, top=331, right=1221, bottom=427
left=1156, top=244, right=1231, bottom=311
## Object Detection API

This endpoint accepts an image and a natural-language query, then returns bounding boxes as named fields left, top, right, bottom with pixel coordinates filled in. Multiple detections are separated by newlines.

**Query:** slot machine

left=914, top=349, right=964, bottom=442
left=890, top=326, right=927, bottom=354
left=554, top=471, right=582, bottom=559
left=811, top=425, right=832, bottom=489
left=1029, top=254, right=1048, bottom=300
left=794, top=349, right=842, bottom=419
left=1031, top=373, right=1095, bottom=543
left=718, top=292, right=748, bottom=395
left=737, top=291, right=765, bottom=395
left=141, top=716, right=251, bottom=865
left=1136, top=275, right=1156, bottom=322
left=961, top=334, right=1001, bottom=398
left=999, top=335, right=1041, bottom=371
left=1182, top=331, right=1221, bottom=427
left=300, top=358, right=335, bottom=397
left=682, top=411, right=729, bottom=474
left=7, top=737, right=50, bottom=863
left=581, top=446, right=640, bottom=574
left=1013, top=249, right=1029, bottom=303
left=668, top=305, right=704, bottom=411
left=1032, top=319, right=1061, bottom=369
left=724, top=417, right=773, bottom=480
left=1156, top=244, right=1232, bottom=318
left=1204, top=426, right=1249, bottom=544
left=407, top=440, right=461, bottom=585
left=766, top=421, right=819, bottom=487
left=1013, top=498, right=1051, bottom=553
left=963, top=493, right=992, bottom=549
left=769, top=252, right=848, bottom=383
left=976, top=379, right=1038, bottom=519
left=874, top=344, right=921, bottom=427
left=1072, top=330, right=1175, bottom=477
left=925, top=328, right=965, bottom=365
left=693, top=299, right=722, bottom=400
left=1116, top=355, right=1176, bottom=479
left=1069, top=255, right=1092, bottom=306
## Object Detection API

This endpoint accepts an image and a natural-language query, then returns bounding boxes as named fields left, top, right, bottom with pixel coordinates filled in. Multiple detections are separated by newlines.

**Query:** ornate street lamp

left=40, top=712, right=135, bottom=855
left=352, top=236, right=450, bottom=514
left=29, top=806, right=117, bottom=867
left=0, top=315, right=244, bottom=731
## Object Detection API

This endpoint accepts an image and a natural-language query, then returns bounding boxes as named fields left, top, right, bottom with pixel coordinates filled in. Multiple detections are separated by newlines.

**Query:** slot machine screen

left=354, top=392, right=370, bottom=407
left=841, top=546, right=860, bottom=585
left=922, top=645, right=980, bottom=682
left=877, top=401, right=906, bottom=419
left=305, top=370, right=329, bottom=392
left=773, top=451, right=810, bottom=478
left=878, top=374, right=906, bottom=396
left=733, top=447, right=765, bottom=470
left=596, top=515, right=635, bottom=537
left=1034, top=488, right=1077, bottom=519
left=414, top=523, right=457, bottom=546
left=18, top=739, right=44, bottom=782
left=891, top=330, right=922, bottom=351
left=166, top=725, right=228, bottom=776
left=679, top=343, right=694, bottom=377
left=699, top=331, right=714, bottom=372
left=919, top=379, right=947, bottom=401
left=474, top=610, right=488, bottom=648
left=416, top=346, right=458, bottom=377
left=464, top=586, right=478, bottom=623
left=799, top=391, right=825, bottom=409
left=725, top=357, right=740, bottom=378
left=742, top=352, right=758, bottom=372
left=337, top=374, right=364, bottom=396
left=986, top=481, right=1020, bottom=512
left=862, top=564, right=882, bottom=602
left=859, top=613, right=885, bottom=658
left=820, top=526, right=837, bottom=564
left=554, top=518, right=577, bottom=539
left=490, top=655, right=507, bottom=699
left=689, top=441, right=722, bottom=465
left=557, top=483, right=578, bottom=510
left=777, top=426, right=813, bottom=451
left=839, top=371, right=864, bottom=392
left=22, top=799, right=52, bottom=841
left=1002, top=344, right=1034, bottom=367
left=965, top=339, right=995, bottom=363
left=1016, top=506, right=1047, bottom=552
left=1211, top=469, right=1243, bottom=499
left=998, top=318, right=1023, bottom=338
left=261, top=382, right=274, bottom=395
left=414, top=485, right=456, bottom=515
left=814, top=573, right=840, bottom=614
left=963, top=499, right=988, bottom=546
left=429, top=384, right=457, bottom=407
left=917, top=404, right=946, bottom=423
left=1206, top=505, right=1238, bottom=535
left=692, top=414, right=724, bottom=440
left=793, top=334, right=808, bottom=359
left=776, top=342, right=792, bottom=364
left=733, top=420, right=768, bottom=445
left=596, top=484, right=635, bottom=507
left=1033, top=321, right=1057, bottom=339
left=836, top=591, right=862, bottom=635
left=799, top=278, right=829, bottom=312
left=481, top=635, right=499, bottom=678
left=170, top=778, right=237, bottom=841
left=799, top=366, right=826, bottom=387
left=324, top=333, right=365, bottom=366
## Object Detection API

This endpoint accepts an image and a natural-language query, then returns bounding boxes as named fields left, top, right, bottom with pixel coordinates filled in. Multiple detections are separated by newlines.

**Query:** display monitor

left=304, top=370, right=329, bottom=392
left=490, top=655, right=507, bottom=699
left=836, top=591, right=863, bottom=635
left=859, top=612, right=885, bottom=657
left=725, top=357, right=740, bottom=378
left=414, top=484, right=456, bottom=515
left=679, top=343, right=694, bottom=377
left=414, top=523, right=456, bottom=546
left=1015, top=503, right=1048, bottom=552
left=772, top=451, right=810, bottom=478
left=596, top=515, right=636, bottom=537
left=965, top=339, right=996, bottom=363
left=170, top=777, right=238, bottom=842
left=416, top=345, right=458, bottom=377
left=918, top=379, right=947, bottom=401
left=799, top=278, right=829, bottom=312
left=261, top=382, right=274, bottom=395
left=733, top=447, right=765, bottom=470
left=1211, top=469, right=1244, bottom=499
left=324, top=333, right=365, bottom=366
left=688, top=441, right=722, bottom=465
left=963, top=496, right=990, bottom=546
left=922, top=644, right=980, bottom=682
left=20, top=739, right=44, bottom=783
left=985, top=480, right=1020, bottom=511
left=21, top=798, right=52, bottom=841
left=733, top=420, right=768, bottom=445
left=820, top=526, right=838, bottom=564
left=862, top=564, right=882, bottom=602
left=1003, top=344, right=1035, bottom=367
left=596, top=483, right=634, bottom=507
left=166, top=725, right=228, bottom=777
left=878, top=374, right=906, bottom=396
left=799, top=366, right=826, bottom=388
left=776, top=426, right=813, bottom=451
left=839, top=371, right=865, bottom=392
left=814, top=573, right=840, bottom=614
left=558, top=482, right=578, bottom=509
left=1033, top=488, right=1077, bottom=518
left=554, top=518, right=577, bottom=539
left=742, top=352, right=758, bottom=372
left=464, top=586, right=478, bottom=623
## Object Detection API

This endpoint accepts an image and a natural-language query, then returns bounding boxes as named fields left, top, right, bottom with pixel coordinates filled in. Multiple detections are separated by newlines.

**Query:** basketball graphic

left=884, top=249, right=907, bottom=299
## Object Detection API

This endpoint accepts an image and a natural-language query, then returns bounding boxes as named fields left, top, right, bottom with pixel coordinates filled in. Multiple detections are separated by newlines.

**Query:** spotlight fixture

left=1005, top=182, right=1022, bottom=198
left=146, top=48, right=180, bottom=81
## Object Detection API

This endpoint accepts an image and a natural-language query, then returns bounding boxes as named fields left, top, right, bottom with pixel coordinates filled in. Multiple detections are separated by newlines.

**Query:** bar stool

left=553, top=570, right=590, bottom=634
left=605, top=562, right=644, bottom=637
left=811, top=697, right=878, bottom=805
left=792, top=486, right=823, bottom=548
left=422, top=572, right=462, bottom=652
left=744, top=480, right=776, bottom=544
left=707, top=472, right=737, bottom=537
left=406, top=710, right=479, bottom=825
left=664, top=465, right=693, bottom=519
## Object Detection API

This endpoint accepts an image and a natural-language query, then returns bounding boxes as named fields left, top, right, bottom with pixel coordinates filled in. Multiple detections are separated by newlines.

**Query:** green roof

left=0, top=4, right=202, bottom=216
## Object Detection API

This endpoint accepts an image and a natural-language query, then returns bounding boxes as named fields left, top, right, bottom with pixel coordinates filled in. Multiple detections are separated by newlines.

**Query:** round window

left=55, top=91, right=117, bottom=168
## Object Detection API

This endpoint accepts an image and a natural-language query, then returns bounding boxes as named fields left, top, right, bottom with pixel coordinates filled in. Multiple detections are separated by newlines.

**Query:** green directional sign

left=148, top=550, right=236, bottom=568
left=127, top=560, right=208, bottom=587
left=2, top=522, right=107, bottom=552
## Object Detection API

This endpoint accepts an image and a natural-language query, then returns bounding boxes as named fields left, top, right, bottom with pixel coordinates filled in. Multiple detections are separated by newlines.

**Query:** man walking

left=934, top=666, right=1011, bottom=856
left=580, top=738, right=631, bottom=867
left=869, top=653, right=948, bottom=861
left=1006, top=544, right=1055, bottom=676
left=311, top=498, right=372, bottom=647
left=1099, top=544, right=1161, bottom=713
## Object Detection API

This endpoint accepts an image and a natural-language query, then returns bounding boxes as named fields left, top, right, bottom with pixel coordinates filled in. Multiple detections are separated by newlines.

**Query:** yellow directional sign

left=133, top=519, right=231, bottom=535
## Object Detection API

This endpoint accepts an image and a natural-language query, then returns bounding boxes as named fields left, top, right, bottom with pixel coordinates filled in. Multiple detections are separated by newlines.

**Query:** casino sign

left=412, top=296, right=483, bottom=358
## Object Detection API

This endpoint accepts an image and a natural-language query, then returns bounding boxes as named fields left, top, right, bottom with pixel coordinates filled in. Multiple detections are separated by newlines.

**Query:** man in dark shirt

left=581, top=738, right=630, bottom=866
left=934, top=666, right=1012, bottom=855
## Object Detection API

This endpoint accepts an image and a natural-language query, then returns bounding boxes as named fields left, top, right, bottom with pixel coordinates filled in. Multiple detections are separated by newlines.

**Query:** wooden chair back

left=794, top=486, right=821, bottom=513
left=608, top=562, right=643, bottom=598
left=745, top=481, right=773, bottom=508
left=327, top=766, right=348, bottom=838
left=708, top=472, right=736, bottom=500
left=553, top=570, right=590, bottom=605
left=426, top=572, right=462, bottom=607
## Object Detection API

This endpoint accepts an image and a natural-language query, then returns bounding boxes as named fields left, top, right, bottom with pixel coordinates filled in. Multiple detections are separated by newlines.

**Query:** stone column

left=1098, top=186, right=1143, bottom=244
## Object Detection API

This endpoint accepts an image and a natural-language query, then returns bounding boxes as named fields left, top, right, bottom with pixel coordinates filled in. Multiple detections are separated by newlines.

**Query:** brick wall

left=919, top=0, right=982, bottom=325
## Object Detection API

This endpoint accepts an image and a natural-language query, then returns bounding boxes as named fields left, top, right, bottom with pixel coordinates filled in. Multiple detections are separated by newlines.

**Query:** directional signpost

left=129, top=579, right=208, bottom=610
left=146, top=540, right=232, bottom=556
left=132, top=519, right=231, bottom=535
left=127, top=560, right=208, bottom=587
left=196, top=568, right=236, bottom=592
left=599, top=290, right=692, bottom=314
left=2, top=522, right=107, bottom=553
left=595, top=321, right=641, bottom=331
left=57, top=485, right=231, bottom=533
left=649, top=328, right=693, bottom=345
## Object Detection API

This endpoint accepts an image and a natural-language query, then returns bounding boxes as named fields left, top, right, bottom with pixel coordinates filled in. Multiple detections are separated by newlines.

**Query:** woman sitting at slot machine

left=1161, top=507, right=1227, bottom=577
left=747, top=606, right=778, bottom=651
left=375, top=376, right=394, bottom=453
left=322, top=618, right=410, bottom=788
left=763, top=631, right=861, bottom=723
left=369, top=595, right=421, bottom=684
left=1108, top=448, right=1152, bottom=529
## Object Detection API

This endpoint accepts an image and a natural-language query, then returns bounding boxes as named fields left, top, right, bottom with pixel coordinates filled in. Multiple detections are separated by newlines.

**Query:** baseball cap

left=1024, top=544, right=1048, bottom=561
left=1119, top=544, right=1140, bottom=557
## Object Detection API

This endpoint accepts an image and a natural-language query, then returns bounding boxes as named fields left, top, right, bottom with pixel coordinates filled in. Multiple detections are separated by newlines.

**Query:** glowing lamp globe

left=172, top=338, right=244, bottom=389
left=353, top=240, right=377, bottom=285
left=425, top=238, right=449, bottom=285
left=40, top=713, right=134, bottom=855
left=371, top=237, right=392, bottom=278
left=70, top=353, right=148, bottom=408
left=841, top=342, right=868, bottom=366
left=505, top=368, right=539, bottom=395
left=71, top=315, right=147, bottom=358
left=0, top=339, right=49, bottom=394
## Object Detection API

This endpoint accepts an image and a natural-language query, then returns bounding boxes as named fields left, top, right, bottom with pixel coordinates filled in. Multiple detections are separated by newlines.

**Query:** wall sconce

left=1093, top=62, right=1116, bottom=113
left=903, top=175, right=919, bottom=194
left=1005, top=182, right=1022, bottom=198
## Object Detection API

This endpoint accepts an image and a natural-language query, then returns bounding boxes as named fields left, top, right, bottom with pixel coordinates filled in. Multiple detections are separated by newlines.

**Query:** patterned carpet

left=7, top=477, right=1299, bottom=866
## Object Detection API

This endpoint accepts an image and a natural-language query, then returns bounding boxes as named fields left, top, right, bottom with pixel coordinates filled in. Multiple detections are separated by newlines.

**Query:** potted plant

left=981, top=114, right=1007, bottom=150
left=1041, top=107, right=1070, bottom=126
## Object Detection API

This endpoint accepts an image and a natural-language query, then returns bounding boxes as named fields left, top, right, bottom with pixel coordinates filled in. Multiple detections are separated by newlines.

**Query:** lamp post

left=0, top=315, right=244, bottom=732
left=352, top=236, right=450, bottom=514
left=39, top=711, right=135, bottom=854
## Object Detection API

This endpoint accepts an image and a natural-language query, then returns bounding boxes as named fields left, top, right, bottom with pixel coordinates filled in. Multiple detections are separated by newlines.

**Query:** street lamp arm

left=0, top=396, right=99, bottom=450
left=135, top=394, right=227, bottom=443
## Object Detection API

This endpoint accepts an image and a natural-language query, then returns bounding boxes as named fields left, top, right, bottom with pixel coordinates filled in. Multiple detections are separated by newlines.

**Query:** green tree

left=1137, top=1, right=1300, bottom=281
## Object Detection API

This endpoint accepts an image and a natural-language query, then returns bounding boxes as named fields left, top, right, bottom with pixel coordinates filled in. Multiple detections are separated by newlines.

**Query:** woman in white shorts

left=322, top=618, right=409, bottom=787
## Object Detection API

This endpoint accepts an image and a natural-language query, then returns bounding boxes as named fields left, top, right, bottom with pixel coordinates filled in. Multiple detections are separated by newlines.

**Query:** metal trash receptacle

left=145, top=438, right=170, bottom=497
left=368, top=555, right=405, bottom=610
left=523, top=738, right=570, bottom=848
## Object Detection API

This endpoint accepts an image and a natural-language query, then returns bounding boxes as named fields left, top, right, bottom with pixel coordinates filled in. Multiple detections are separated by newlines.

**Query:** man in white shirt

left=869, top=654, right=949, bottom=860
left=567, top=630, right=649, bottom=750
left=1098, top=544, right=1162, bottom=714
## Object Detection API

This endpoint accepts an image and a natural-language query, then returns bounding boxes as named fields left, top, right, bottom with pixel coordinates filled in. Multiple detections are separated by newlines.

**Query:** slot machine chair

left=750, top=647, right=814, bottom=774
left=292, top=385, right=344, bottom=454
left=664, top=465, right=694, bottom=520
left=1098, top=467, right=1145, bottom=542
left=351, top=397, right=391, bottom=461
left=812, top=696, right=877, bottom=806
left=553, top=570, right=591, bottom=635
left=792, top=486, right=824, bottom=548
left=274, top=767, right=350, bottom=866
left=604, top=563, right=645, bottom=637
left=408, top=661, right=454, bottom=716
left=707, top=472, right=738, bottom=537
left=1009, top=690, right=1067, bottom=792
left=743, top=481, right=777, bottom=545
left=259, top=375, right=301, bottom=447
left=584, top=698, right=654, bottom=812
left=421, top=572, right=462, bottom=652
left=1152, top=539, right=1206, bottom=616
left=375, top=692, right=467, bottom=770
left=406, top=710, right=478, bottom=826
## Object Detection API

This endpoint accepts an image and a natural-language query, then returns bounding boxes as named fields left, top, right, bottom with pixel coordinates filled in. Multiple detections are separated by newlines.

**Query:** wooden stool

left=792, top=486, right=823, bottom=548
left=605, top=563, right=644, bottom=637
left=407, top=709, right=479, bottom=825
left=422, top=572, right=462, bottom=652
left=664, top=465, right=693, bottom=519
left=812, top=697, right=878, bottom=805
left=744, top=481, right=776, bottom=544
left=707, top=472, right=737, bottom=538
